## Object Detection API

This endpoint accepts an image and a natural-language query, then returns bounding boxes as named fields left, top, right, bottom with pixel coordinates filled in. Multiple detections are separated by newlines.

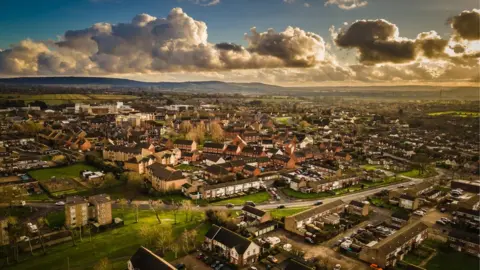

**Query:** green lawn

left=427, top=111, right=480, bottom=118
left=46, top=211, right=66, bottom=228
left=269, top=207, right=309, bottom=218
left=361, top=164, right=380, bottom=171
left=28, top=163, right=97, bottom=181
left=211, top=192, right=270, bottom=206
left=400, top=168, right=437, bottom=179
left=174, top=164, right=200, bottom=171
left=10, top=209, right=206, bottom=270
left=282, top=188, right=332, bottom=199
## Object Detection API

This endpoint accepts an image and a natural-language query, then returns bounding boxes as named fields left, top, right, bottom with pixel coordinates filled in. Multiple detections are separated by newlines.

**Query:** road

left=25, top=177, right=418, bottom=211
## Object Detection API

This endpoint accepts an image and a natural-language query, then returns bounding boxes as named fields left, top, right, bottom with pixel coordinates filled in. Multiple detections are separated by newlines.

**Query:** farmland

left=0, top=94, right=138, bottom=105
left=427, top=111, right=480, bottom=117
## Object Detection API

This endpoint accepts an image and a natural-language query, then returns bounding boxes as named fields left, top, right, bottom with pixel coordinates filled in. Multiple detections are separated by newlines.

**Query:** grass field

left=269, top=207, right=309, bottom=218
left=400, top=168, right=437, bottom=178
left=274, top=117, right=292, bottom=125
left=427, top=111, right=480, bottom=118
left=0, top=94, right=138, bottom=105
left=28, top=163, right=97, bottom=181
left=211, top=192, right=270, bottom=206
left=11, top=209, right=207, bottom=270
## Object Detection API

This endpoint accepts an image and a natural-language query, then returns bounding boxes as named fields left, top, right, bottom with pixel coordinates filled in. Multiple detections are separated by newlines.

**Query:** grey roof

left=147, top=163, right=184, bottom=181
left=242, top=205, right=266, bottom=217
left=373, top=221, right=428, bottom=255
left=66, top=196, right=87, bottom=205
left=89, top=194, right=111, bottom=204
left=129, top=246, right=176, bottom=270
left=290, top=200, right=345, bottom=221
left=205, top=225, right=254, bottom=255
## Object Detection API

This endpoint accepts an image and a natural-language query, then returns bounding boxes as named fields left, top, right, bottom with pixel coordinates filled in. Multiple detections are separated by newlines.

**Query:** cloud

left=245, top=26, right=326, bottom=67
left=188, top=0, right=221, bottom=6
left=0, top=8, right=326, bottom=75
left=0, top=7, right=478, bottom=86
left=449, top=9, right=480, bottom=41
left=325, top=0, right=368, bottom=10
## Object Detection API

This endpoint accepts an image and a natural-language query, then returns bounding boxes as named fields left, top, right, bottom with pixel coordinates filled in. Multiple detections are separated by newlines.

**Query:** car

left=413, top=210, right=425, bottom=216
left=314, top=201, right=323, bottom=206
left=244, top=201, right=256, bottom=207
left=436, top=220, right=446, bottom=225
left=175, top=263, right=186, bottom=269
left=249, top=267, right=258, bottom=270
left=226, top=203, right=234, bottom=208
left=267, top=255, right=278, bottom=263
left=305, top=237, right=314, bottom=244
left=196, top=253, right=204, bottom=259
left=441, top=217, right=451, bottom=223
left=277, top=205, right=285, bottom=209
left=440, top=207, right=447, bottom=213
left=215, top=264, right=224, bottom=270
left=55, top=201, right=65, bottom=206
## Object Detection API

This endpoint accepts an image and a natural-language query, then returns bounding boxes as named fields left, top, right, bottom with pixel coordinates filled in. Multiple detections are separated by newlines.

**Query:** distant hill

left=0, top=76, right=478, bottom=99
left=0, top=76, right=281, bottom=93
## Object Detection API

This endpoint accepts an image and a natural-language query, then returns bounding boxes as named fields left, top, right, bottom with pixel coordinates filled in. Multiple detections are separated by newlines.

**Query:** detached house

left=242, top=205, right=272, bottom=224
left=204, top=225, right=260, bottom=266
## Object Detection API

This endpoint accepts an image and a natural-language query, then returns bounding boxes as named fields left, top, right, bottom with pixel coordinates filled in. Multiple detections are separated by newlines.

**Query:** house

left=246, top=220, right=278, bottom=237
left=173, top=139, right=197, bottom=152
left=103, top=144, right=154, bottom=162
left=204, top=165, right=235, bottom=181
left=124, top=155, right=156, bottom=174
left=271, top=154, right=296, bottom=169
left=242, top=205, right=272, bottom=224
left=182, top=151, right=200, bottom=163
left=334, top=152, right=352, bottom=162
left=203, top=154, right=226, bottom=166
left=359, top=221, right=429, bottom=269
left=242, top=165, right=261, bottom=177
left=225, top=144, right=241, bottom=156
left=284, top=200, right=345, bottom=235
left=390, top=211, right=411, bottom=228
left=204, top=225, right=260, bottom=266
left=203, top=177, right=263, bottom=200
left=203, top=142, right=226, bottom=154
left=128, top=246, right=176, bottom=270
left=88, top=194, right=113, bottom=226
left=290, top=178, right=307, bottom=191
left=448, top=229, right=480, bottom=257
left=146, top=164, right=187, bottom=192
left=347, top=200, right=369, bottom=216
left=451, top=180, right=480, bottom=194
left=399, top=194, right=419, bottom=210
left=65, top=196, right=88, bottom=228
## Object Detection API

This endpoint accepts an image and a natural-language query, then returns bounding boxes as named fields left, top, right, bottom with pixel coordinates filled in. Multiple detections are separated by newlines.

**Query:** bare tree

left=36, top=217, right=47, bottom=254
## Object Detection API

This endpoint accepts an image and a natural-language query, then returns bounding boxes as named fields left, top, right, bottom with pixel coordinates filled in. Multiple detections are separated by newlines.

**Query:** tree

left=125, top=172, right=145, bottom=193
left=149, top=201, right=163, bottom=224
left=413, top=153, right=429, bottom=175
left=210, top=122, right=224, bottom=142
left=102, top=173, right=117, bottom=187
left=155, top=226, right=173, bottom=254
left=182, top=200, right=193, bottom=222
left=36, top=217, right=47, bottom=254
left=6, top=217, right=21, bottom=262
left=172, top=202, right=181, bottom=225
left=179, top=121, right=193, bottom=135
left=118, top=198, right=128, bottom=219
left=93, top=257, right=112, bottom=270
left=171, top=243, right=180, bottom=259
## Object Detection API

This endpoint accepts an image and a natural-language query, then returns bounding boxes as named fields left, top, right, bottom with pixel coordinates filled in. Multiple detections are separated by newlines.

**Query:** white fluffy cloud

left=325, top=0, right=368, bottom=10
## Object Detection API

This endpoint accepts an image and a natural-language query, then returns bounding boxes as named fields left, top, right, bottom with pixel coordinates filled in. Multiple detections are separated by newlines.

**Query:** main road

left=25, top=177, right=420, bottom=211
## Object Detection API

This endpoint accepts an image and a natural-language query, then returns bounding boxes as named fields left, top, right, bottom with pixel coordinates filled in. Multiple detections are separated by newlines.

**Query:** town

left=0, top=88, right=478, bottom=270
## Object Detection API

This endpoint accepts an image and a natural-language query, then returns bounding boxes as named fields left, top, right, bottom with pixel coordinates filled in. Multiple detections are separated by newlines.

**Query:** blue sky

left=1, top=0, right=477, bottom=49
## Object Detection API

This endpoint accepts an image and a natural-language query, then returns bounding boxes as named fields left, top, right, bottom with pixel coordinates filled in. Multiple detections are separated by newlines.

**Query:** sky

left=0, top=0, right=479, bottom=86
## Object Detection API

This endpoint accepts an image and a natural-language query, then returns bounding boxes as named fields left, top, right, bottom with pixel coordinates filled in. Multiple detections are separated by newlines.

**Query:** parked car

left=436, top=219, right=446, bottom=225
left=55, top=201, right=65, bottom=206
left=267, top=255, right=278, bottom=263
left=305, top=237, right=314, bottom=244
left=413, top=210, right=425, bottom=216
left=277, top=205, right=285, bottom=209
left=215, top=264, right=224, bottom=270
left=244, top=201, right=256, bottom=207
left=211, top=261, right=220, bottom=268
left=226, top=203, right=234, bottom=208
left=314, top=201, right=323, bottom=206
left=175, top=263, right=185, bottom=269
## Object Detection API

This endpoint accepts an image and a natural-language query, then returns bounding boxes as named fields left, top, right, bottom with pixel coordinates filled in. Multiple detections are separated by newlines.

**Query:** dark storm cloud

left=215, top=43, right=244, bottom=52
left=449, top=9, right=480, bottom=41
